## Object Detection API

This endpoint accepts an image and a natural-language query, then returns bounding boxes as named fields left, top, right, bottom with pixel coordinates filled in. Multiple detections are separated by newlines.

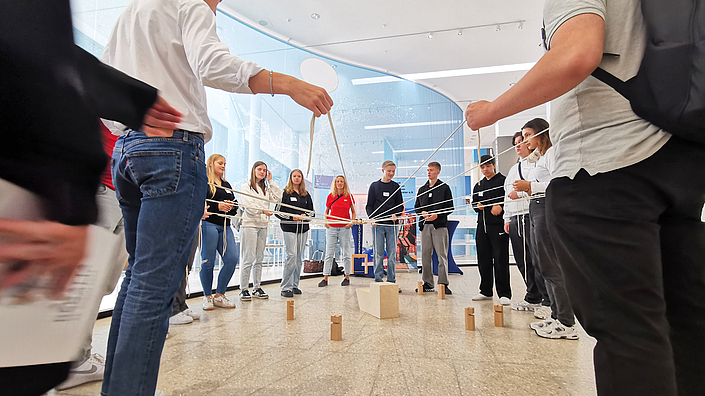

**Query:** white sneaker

left=472, top=293, right=492, bottom=301
left=536, top=319, right=579, bottom=340
left=183, top=308, right=200, bottom=320
left=499, top=297, right=511, bottom=305
left=529, top=317, right=555, bottom=331
left=155, top=390, right=165, bottom=396
left=534, top=305, right=551, bottom=319
left=54, top=353, right=105, bottom=390
left=202, top=295, right=214, bottom=311
left=168, top=311, right=193, bottom=325
left=213, top=294, right=236, bottom=308
left=511, top=300, right=540, bottom=311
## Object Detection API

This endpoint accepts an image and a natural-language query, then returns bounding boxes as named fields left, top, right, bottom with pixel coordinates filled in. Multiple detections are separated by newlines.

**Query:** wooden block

left=351, top=253, right=371, bottom=275
left=286, top=300, right=294, bottom=321
left=331, top=315, right=342, bottom=341
left=465, top=307, right=475, bottom=331
left=417, top=281, right=423, bottom=295
left=438, top=284, right=445, bottom=300
left=494, top=304, right=504, bottom=327
left=356, top=282, right=399, bottom=319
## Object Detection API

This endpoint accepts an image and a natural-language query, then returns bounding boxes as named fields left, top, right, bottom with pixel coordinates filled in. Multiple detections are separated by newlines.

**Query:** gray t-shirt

left=544, top=0, right=671, bottom=179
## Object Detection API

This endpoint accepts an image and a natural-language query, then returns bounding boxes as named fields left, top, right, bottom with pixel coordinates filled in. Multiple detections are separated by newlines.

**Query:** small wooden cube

left=417, top=281, right=423, bottom=295
left=465, top=307, right=475, bottom=331
left=286, top=300, right=294, bottom=321
left=331, top=315, right=342, bottom=341
left=438, top=284, right=445, bottom=300
left=494, top=305, right=504, bottom=327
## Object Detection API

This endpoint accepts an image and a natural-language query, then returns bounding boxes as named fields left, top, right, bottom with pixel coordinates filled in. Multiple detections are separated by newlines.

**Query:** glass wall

left=71, top=1, right=470, bottom=310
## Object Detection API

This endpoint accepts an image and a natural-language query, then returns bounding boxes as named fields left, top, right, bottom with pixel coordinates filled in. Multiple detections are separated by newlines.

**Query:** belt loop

left=182, top=130, right=188, bottom=142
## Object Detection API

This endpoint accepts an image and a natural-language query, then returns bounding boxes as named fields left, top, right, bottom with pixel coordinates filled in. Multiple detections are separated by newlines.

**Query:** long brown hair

left=284, top=169, right=308, bottom=196
left=249, top=161, right=268, bottom=195
left=522, top=118, right=551, bottom=154
left=206, top=154, right=226, bottom=196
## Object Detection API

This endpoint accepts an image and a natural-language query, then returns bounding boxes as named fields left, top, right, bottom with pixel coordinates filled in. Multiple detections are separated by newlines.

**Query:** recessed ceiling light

left=518, top=21, right=524, bottom=29
left=427, top=32, right=433, bottom=39
left=258, top=20, right=268, bottom=26
left=311, top=13, right=320, bottom=20
left=496, top=24, right=501, bottom=31
left=458, top=29, right=463, bottom=36
left=286, top=18, right=292, bottom=22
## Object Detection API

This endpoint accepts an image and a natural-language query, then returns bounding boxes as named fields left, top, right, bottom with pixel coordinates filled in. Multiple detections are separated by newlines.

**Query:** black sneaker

left=341, top=278, right=350, bottom=286
left=239, top=289, right=252, bottom=301
left=443, top=285, right=452, bottom=295
left=292, top=288, right=302, bottom=295
left=281, top=290, right=294, bottom=298
left=252, top=288, right=269, bottom=299
left=318, top=279, right=328, bottom=287
left=415, top=282, right=435, bottom=293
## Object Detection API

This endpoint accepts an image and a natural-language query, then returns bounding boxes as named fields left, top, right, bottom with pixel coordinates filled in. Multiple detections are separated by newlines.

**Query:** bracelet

left=269, top=70, right=274, bottom=97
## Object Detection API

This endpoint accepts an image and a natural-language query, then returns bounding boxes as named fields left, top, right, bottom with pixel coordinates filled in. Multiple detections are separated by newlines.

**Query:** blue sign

left=314, top=175, right=335, bottom=189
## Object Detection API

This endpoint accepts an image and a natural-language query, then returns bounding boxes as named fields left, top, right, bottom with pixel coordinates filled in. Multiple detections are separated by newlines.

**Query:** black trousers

left=546, top=136, right=705, bottom=396
left=476, top=220, right=511, bottom=298
left=509, top=213, right=548, bottom=304
left=0, top=362, right=70, bottom=396
left=172, top=233, right=198, bottom=316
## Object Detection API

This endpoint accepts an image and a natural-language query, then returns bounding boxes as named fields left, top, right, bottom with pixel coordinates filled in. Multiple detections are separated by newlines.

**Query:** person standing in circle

left=239, top=161, right=282, bottom=300
left=319, top=175, right=356, bottom=287
left=200, top=154, right=239, bottom=310
left=276, top=169, right=314, bottom=297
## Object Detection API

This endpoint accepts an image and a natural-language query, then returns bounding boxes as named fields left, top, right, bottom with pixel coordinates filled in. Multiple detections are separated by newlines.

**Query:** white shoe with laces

left=472, top=293, right=492, bottom=301
left=499, top=297, right=511, bottom=305
left=202, top=295, right=214, bottom=310
left=183, top=308, right=200, bottom=320
left=213, top=294, right=237, bottom=308
left=54, top=353, right=105, bottom=390
left=512, top=300, right=540, bottom=311
left=536, top=319, right=580, bottom=340
left=534, top=305, right=551, bottom=319
left=530, top=317, right=555, bottom=331
left=168, top=311, right=193, bottom=325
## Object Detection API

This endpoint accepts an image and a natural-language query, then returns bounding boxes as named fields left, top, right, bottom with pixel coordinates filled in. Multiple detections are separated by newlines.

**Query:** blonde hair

left=284, top=169, right=308, bottom=196
left=206, top=154, right=226, bottom=196
left=382, top=160, right=396, bottom=169
left=330, top=175, right=350, bottom=197
left=249, top=161, right=268, bottom=195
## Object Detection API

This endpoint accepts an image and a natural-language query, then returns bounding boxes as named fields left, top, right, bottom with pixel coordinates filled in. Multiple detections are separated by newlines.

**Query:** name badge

left=428, top=193, right=432, bottom=198
left=383, top=192, right=390, bottom=197
left=290, top=197, right=297, bottom=202
left=479, top=192, right=484, bottom=197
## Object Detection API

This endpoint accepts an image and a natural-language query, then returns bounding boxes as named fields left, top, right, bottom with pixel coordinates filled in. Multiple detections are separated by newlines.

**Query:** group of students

left=470, top=118, right=578, bottom=340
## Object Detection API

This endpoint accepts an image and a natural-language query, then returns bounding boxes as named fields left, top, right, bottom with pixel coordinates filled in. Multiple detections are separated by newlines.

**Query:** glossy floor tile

left=51, top=267, right=597, bottom=396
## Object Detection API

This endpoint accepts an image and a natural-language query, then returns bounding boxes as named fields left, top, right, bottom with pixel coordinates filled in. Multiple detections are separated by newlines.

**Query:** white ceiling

left=219, top=0, right=549, bottom=147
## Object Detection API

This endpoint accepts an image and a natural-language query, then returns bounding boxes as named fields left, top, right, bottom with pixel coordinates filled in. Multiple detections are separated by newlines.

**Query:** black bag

left=330, top=258, right=345, bottom=276
left=591, top=0, right=705, bottom=143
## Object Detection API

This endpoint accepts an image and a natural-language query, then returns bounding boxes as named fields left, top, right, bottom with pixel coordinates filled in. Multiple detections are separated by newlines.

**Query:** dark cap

left=480, top=154, right=495, bottom=165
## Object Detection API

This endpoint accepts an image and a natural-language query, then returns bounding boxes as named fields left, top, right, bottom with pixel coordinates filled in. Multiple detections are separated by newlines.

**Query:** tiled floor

left=52, top=267, right=597, bottom=396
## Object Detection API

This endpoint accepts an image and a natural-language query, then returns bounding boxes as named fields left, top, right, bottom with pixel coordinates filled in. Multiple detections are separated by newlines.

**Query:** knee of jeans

left=200, top=258, right=215, bottom=271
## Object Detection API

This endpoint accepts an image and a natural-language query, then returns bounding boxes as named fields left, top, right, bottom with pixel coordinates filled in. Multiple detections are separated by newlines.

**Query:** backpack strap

left=591, top=67, right=630, bottom=99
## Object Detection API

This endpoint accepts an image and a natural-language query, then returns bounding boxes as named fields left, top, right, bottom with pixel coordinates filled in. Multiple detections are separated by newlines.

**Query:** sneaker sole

left=240, top=297, right=252, bottom=301
left=203, top=306, right=215, bottom=311
left=253, top=295, right=269, bottom=299
left=534, top=329, right=580, bottom=340
left=213, top=304, right=236, bottom=309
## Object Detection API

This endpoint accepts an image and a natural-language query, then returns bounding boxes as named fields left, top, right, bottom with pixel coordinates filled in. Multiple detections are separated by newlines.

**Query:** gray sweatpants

left=421, top=224, right=449, bottom=286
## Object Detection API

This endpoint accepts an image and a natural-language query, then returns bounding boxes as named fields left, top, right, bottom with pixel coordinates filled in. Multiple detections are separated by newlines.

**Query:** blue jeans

left=373, top=225, right=398, bottom=283
left=102, top=130, right=206, bottom=396
left=281, top=231, right=307, bottom=291
left=200, top=221, right=240, bottom=295
left=324, top=227, right=352, bottom=275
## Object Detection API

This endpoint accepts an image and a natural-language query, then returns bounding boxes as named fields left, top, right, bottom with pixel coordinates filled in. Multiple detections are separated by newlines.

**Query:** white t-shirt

left=544, top=0, right=671, bottom=179
left=101, top=0, right=264, bottom=141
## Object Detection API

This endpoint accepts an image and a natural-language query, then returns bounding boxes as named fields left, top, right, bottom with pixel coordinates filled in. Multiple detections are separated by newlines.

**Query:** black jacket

left=365, top=179, right=403, bottom=225
left=472, top=173, right=506, bottom=226
left=276, top=190, right=314, bottom=234
left=415, top=179, right=454, bottom=231
left=0, top=1, right=157, bottom=225
left=205, top=180, right=238, bottom=227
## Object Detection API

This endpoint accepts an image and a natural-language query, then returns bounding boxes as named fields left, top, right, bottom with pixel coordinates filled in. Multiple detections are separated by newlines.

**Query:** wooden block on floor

left=356, top=282, right=399, bottom=319
left=331, top=315, right=342, bottom=341
left=494, top=305, right=504, bottom=327
left=287, top=300, right=294, bottom=321
left=438, top=284, right=445, bottom=300
left=465, top=307, right=475, bottom=331
left=417, top=281, right=423, bottom=295
left=351, top=253, right=371, bottom=274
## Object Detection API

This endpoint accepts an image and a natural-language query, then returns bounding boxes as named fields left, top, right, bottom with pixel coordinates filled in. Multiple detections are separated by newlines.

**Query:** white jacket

left=239, top=181, right=283, bottom=228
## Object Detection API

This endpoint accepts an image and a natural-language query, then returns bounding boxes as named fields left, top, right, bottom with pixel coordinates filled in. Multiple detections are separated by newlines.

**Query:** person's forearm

left=249, top=71, right=297, bottom=96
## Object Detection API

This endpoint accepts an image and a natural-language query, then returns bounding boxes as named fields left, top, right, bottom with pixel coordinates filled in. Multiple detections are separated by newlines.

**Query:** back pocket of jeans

left=126, top=150, right=182, bottom=197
